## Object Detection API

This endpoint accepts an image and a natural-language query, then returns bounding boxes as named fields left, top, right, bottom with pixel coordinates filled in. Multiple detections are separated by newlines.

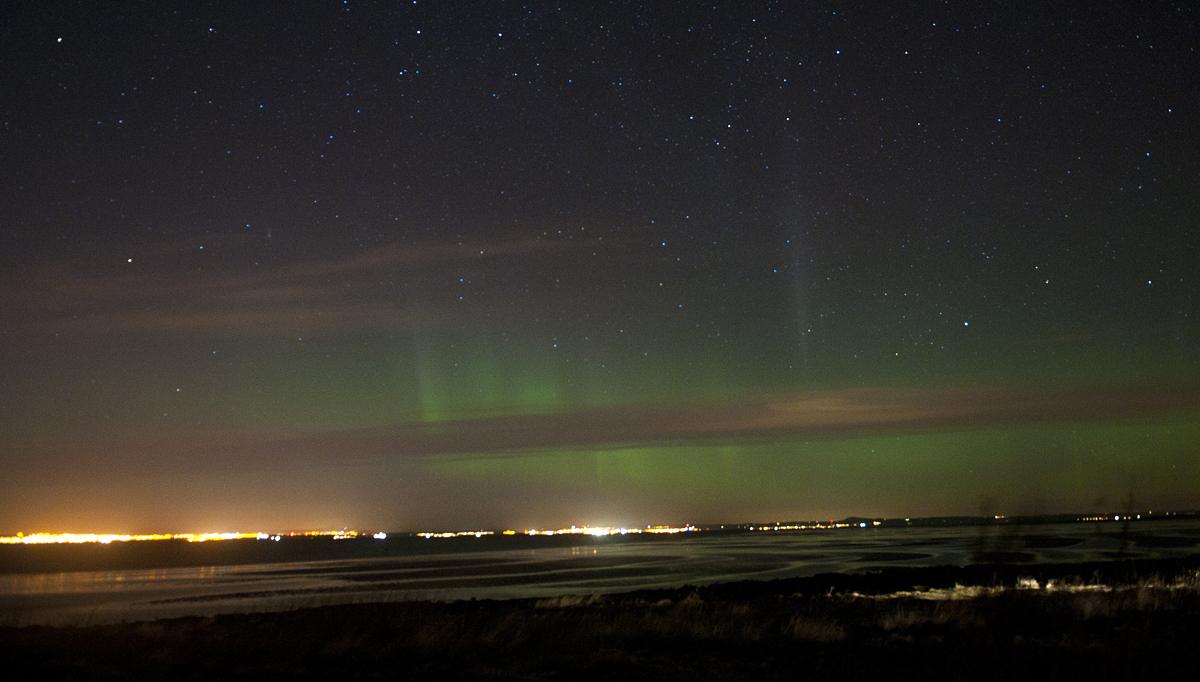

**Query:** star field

left=0, top=1, right=1197, bottom=531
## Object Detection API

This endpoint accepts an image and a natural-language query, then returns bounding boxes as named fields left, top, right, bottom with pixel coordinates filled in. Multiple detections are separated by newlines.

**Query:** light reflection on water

left=1, top=520, right=1196, bottom=626
left=0, top=565, right=231, bottom=594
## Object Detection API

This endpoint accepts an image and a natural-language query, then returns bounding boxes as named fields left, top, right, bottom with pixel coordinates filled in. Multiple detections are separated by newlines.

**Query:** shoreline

left=3, top=555, right=1198, bottom=679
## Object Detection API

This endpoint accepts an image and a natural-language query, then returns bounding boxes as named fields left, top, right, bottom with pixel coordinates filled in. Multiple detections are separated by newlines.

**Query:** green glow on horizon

left=427, top=414, right=1200, bottom=520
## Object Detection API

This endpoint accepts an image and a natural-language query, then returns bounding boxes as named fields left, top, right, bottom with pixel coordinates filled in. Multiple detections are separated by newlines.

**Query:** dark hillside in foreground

left=3, top=556, right=1199, bottom=680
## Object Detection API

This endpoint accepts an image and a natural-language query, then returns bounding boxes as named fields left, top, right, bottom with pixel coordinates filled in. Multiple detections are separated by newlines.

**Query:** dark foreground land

left=3, top=557, right=1199, bottom=681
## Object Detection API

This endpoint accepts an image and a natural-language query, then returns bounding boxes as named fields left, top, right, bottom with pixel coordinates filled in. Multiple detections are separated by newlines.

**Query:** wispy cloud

left=276, top=383, right=1199, bottom=457
left=25, top=383, right=1197, bottom=473
left=0, top=236, right=581, bottom=340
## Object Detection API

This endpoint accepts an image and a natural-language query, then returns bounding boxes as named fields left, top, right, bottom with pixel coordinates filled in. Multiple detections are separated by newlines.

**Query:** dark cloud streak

left=15, top=384, right=1197, bottom=475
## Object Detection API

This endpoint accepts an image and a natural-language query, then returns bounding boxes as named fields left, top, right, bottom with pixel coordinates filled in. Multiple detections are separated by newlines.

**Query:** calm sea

left=2, top=519, right=1197, bottom=625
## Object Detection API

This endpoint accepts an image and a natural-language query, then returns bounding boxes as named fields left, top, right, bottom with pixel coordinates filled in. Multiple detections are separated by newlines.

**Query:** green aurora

left=1, top=1, right=1197, bottom=533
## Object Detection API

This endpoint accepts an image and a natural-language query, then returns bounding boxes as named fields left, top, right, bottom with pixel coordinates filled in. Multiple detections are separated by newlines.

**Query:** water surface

left=2, top=520, right=1196, bottom=625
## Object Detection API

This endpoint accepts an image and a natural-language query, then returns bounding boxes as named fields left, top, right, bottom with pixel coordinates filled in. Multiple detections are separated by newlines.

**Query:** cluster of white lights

left=415, top=525, right=699, bottom=539
left=417, top=530, right=494, bottom=539
left=750, top=520, right=881, bottom=531
left=523, top=525, right=698, bottom=536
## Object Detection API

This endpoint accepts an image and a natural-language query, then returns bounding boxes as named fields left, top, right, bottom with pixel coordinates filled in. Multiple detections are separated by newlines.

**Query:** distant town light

left=0, top=530, right=359, bottom=545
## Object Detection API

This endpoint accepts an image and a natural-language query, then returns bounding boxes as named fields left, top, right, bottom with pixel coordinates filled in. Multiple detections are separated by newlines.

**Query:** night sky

left=2, top=1, right=1198, bottom=533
